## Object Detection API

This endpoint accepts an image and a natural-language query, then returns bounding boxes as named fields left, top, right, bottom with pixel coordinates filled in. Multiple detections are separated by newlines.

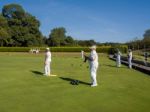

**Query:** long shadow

left=104, top=64, right=126, bottom=68
left=59, top=77, right=91, bottom=85
left=104, top=64, right=116, bottom=68
left=31, top=70, right=43, bottom=76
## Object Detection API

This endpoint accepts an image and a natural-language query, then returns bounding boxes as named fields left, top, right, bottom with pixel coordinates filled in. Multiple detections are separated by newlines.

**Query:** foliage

left=0, top=4, right=44, bottom=47
left=47, top=27, right=66, bottom=46
left=127, top=29, right=150, bottom=50
left=143, top=29, right=150, bottom=48
left=77, top=39, right=96, bottom=46
left=0, top=14, right=11, bottom=46
left=0, top=46, right=127, bottom=53
left=2, top=3, right=25, bottom=19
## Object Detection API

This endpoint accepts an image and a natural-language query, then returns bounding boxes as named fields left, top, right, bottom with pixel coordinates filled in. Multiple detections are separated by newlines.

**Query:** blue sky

left=0, top=0, right=150, bottom=43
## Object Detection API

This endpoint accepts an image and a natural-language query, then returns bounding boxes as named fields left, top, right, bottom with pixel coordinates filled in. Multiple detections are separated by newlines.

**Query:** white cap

left=46, top=47, right=49, bottom=50
left=128, top=49, right=132, bottom=52
left=89, top=45, right=96, bottom=49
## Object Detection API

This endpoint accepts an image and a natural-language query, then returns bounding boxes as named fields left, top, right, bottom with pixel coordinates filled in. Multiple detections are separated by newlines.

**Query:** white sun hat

left=46, top=47, right=50, bottom=50
left=89, top=45, right=97, bottom=49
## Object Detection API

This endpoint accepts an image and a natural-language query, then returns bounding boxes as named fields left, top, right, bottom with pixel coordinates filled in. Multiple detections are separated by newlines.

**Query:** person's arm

left=87, top=53, right=96, bottom=61
left=44, top=53, right=48, bottom=64
left=49, top=52, right=51, bottom=62
left=83, top=55, right=93, bottom=62
left=92, top=55, right=96, bottom=61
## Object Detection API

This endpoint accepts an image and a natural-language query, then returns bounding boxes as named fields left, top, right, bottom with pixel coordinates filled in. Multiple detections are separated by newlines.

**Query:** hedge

left=0, top=46, right=127, bottom=53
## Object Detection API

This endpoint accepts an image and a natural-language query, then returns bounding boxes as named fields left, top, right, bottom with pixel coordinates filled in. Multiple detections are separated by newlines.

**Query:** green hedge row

left=0, top=46, right=127, bottom=53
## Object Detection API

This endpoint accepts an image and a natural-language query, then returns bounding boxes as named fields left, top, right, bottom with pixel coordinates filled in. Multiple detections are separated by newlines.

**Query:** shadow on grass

left=31, top=70, right=43, bottom=76
left=104, top=64, right=116, bottom=67
left=59, top=77, right=91, bottom=85
left=104, top=64, right=126, bottom=68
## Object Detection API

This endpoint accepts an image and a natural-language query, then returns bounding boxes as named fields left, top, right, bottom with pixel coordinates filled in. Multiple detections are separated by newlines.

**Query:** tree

left=77, top=39, right=96, bottom=46
left=0, top=14, right=7, bottom=26
left=0, top=28, right=10, bottom=46
left=64, top=36, right=75, bottom=46
left=1, top=4, right=44, bottom=46
left=2, top=4, right=25, bottom=19
left=143, top=29, right=150, bottom=48
left=0, top=14, right=10, bottom=46
left=48, top=27, right=66, bottom=46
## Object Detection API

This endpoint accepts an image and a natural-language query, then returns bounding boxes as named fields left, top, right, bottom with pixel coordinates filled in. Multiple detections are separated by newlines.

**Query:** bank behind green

left=0, top=46, right=127, bottom=54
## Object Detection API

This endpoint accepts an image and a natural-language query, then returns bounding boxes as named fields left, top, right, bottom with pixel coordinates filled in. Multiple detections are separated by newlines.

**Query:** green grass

left=0, top=52, right=150, bottom=112
left=133, top=55, right=150, bottom=62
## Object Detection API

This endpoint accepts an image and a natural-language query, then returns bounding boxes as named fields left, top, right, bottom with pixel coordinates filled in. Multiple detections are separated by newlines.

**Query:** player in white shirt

left=84, top=45, right=99, bottom=87
left=128, top=49, right=132, bottom=69
left=44, top=48, right=51, bottom=76
left=81, top=50, right=84, bottom=59
left=116, top=49, right=121, bottom=67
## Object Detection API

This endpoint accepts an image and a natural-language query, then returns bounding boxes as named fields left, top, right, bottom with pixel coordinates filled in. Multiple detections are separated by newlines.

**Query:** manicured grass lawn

left=133, top=55, right=150, bottom=62
left=0, top=52, right=150, bottom=112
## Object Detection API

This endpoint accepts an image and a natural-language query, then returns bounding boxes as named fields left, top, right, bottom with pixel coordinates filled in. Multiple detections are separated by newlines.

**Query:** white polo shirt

left=90, top=50, right=98, bottom=65
left=45, top=51, right=51, bottom=62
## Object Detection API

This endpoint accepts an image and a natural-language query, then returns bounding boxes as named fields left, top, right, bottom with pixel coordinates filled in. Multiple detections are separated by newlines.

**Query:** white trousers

left=90, top=63, right=98, bottom=85
left=116, top=58, right=121, bottom=67
left=128, top=58, right=132, bottom=68
left=44, top=62, right=50, bottom=76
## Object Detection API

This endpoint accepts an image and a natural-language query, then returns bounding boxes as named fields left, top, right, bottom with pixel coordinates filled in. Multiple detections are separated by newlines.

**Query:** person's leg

left=47, top=62, right=50, bottom=76
left=130, top=59, right=132, bottom=68
left=90, top=66, right=97, bottom=86
left=116, top=59, right=118, bottom=67
left=89, top=64, right=93, bottom=84
left=129, top=59, right=132, bottom=68
left=117, top=59, right=120, bottom=67
left=128, top=59, right=130, bottom=68
left=90, top=72, right=94, bottom=84
left=44, top=64, right=48, bottom=75
left=118, top=60, right=120, bottom=67
left=118, top=57, right=121, bottom=67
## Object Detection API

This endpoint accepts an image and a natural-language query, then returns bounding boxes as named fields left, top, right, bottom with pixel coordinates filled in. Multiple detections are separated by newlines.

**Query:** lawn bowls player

left=116, top=49, right=121, bottom=67
left=144, top=52, right=149, bottom=66
left=81, top=50, right=84, bottom=59
left=128, top=49, right=132, bottom=69
left=88, top=45, right=99, bottom=87
left=44, top=48, right=51, bottom=76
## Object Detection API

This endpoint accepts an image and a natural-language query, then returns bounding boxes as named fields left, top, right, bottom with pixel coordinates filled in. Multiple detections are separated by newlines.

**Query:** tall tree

left=77, top=39, right=96, bottom=46
left=48, top=27, right=66, bottom=46
left=143, top=29, right=150, bottom=48
left=65, top=36, right=75, bottom=46
left=2, top=4, right=25, bottom=19
left=1, top=4, right=44, bottom=46
left=0, top=14, right=10, bottom=46
left=0, top=28, right=10, bottom=46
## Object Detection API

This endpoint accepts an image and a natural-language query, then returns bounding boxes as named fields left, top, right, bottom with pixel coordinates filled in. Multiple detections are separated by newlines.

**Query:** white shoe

left=43, top=74, right=50, bottom=76
left=91, top=84, right=98, bottom=87
left=48, top=74, right=57, bottom=76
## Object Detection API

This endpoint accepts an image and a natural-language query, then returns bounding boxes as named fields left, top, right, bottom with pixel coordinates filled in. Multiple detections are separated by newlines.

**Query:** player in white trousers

left=81, top=50, right=84, bottom=59
left=44, top=48, right=51, bottom=76
left=116, top=49, right=121, bottom=67
left=89, top=45, right=99, bottom=87
left=128, top=49, right=132, bottom=69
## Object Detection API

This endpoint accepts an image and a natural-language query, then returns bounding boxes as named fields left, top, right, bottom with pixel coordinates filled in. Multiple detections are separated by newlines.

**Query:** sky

left=0, top=0, right=150, bottom=43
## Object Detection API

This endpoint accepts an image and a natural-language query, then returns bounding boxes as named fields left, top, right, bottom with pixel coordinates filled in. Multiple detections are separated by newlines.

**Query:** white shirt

left=90, top=50, right=98, bottom=65
left=117, top=51, right=121, bottom=59
left=128, top=52, right=132, bottom=60
left=45, top=51, right=51, bottom=62
left=81, top=50, right=84, bottom=59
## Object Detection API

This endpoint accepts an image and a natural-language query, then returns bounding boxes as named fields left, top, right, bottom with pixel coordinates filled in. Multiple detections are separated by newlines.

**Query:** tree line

left=0, top=4, right=98, bottom=47
left=127, top=29, right=150, bottom=50
left=0, top=4, right=150, bottom=48
left=0, top=4, right=44, bottom=47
